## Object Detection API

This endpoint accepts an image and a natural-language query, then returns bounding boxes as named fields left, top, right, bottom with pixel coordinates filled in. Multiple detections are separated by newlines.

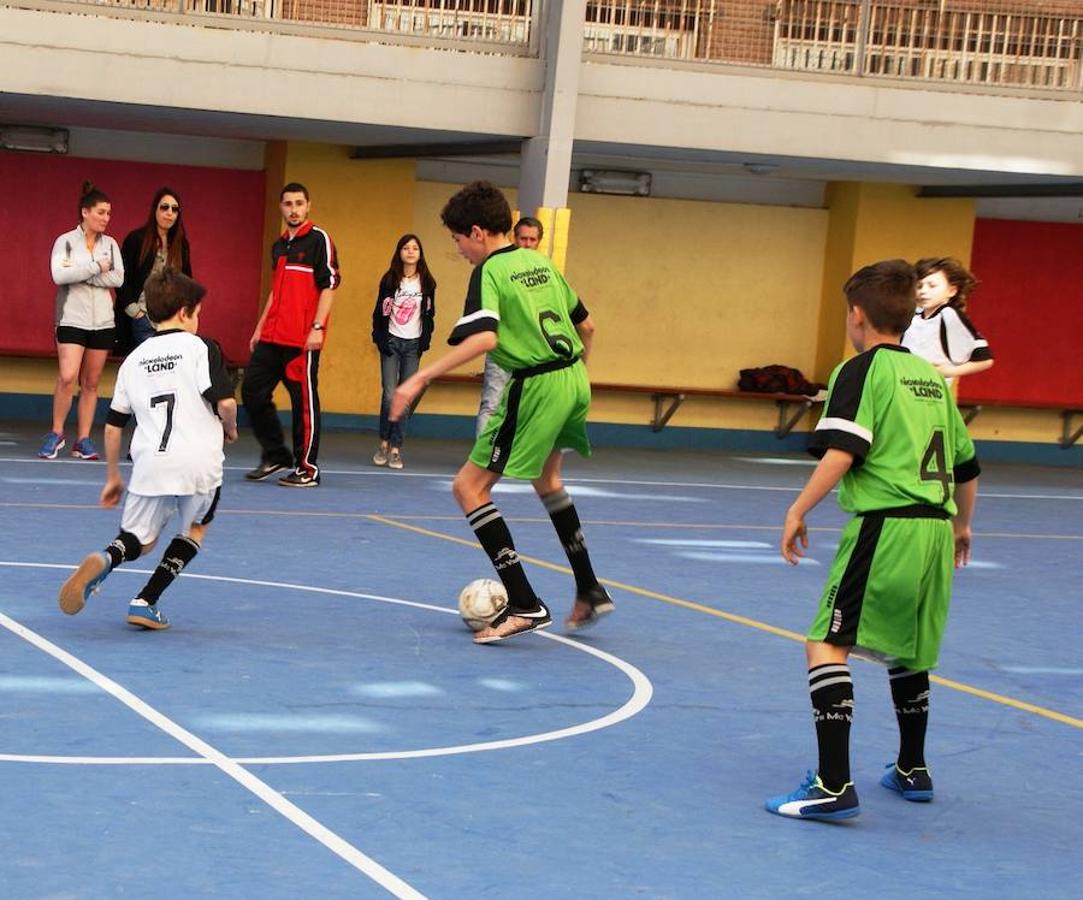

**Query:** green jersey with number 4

left=447, top=245, right=587, bottom=369
left=809, top=344, right=979, bottom=515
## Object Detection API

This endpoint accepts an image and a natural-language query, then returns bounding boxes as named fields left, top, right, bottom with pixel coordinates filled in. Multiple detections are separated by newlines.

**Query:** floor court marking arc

left=365, top=515, right=1083, bottom=731
left=0, top=609, right=425, bottom=900
left=0, top=562, right=653, bottom=766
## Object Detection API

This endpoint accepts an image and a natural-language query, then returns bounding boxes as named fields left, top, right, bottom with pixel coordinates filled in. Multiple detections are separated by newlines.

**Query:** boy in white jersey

left=59, top=269, right=238, bottom=630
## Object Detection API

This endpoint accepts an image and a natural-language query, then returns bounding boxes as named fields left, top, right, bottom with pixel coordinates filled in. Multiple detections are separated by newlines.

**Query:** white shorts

left=120, top=489, right=220, bottom=545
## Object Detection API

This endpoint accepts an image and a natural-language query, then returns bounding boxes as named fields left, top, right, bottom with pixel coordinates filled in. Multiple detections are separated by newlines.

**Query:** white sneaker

left=388, top=449, right=404, bottom=470
left=373, top=445, right=388, bottom=466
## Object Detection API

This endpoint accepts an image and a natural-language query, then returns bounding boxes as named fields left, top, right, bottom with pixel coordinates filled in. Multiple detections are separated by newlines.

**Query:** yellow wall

left=815, top=182, right=976, bottom=379
left=414, top=183, right=830, bottom=432
left=1, top=163, right=1069, bottom=446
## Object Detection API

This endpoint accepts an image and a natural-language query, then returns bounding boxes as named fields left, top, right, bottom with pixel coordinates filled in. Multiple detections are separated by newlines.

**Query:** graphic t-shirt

left=901, top=303, right=992, bottom=383
left=386, top=276, right=423, bottom=339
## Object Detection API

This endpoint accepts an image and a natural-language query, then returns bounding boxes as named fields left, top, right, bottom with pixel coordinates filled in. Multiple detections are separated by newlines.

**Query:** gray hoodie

left=51, top=225, right=124, bottom=330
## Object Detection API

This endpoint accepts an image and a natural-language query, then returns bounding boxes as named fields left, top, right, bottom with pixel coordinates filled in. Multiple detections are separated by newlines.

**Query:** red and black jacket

left=260, top=220, right=340, bottom=348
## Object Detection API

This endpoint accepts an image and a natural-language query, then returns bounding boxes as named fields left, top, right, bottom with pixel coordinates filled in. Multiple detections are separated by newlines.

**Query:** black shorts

left=56, top=326, right=116, bottom=351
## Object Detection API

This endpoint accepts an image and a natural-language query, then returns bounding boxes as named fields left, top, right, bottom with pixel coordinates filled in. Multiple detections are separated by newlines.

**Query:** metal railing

left=14, top=1, right=1083, bottom=92
left=30, top=1, right=537, bottom=50
left=583, top=0, right=1083, bottom=92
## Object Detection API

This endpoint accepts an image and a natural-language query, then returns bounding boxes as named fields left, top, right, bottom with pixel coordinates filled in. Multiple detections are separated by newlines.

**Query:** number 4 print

left=920, top=429, right=952, bottom=504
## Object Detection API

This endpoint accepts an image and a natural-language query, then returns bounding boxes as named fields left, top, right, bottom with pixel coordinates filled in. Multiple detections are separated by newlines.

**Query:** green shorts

left=808, top=511, right=955, bottom=671
left=470, top=360, right=591, bottom=480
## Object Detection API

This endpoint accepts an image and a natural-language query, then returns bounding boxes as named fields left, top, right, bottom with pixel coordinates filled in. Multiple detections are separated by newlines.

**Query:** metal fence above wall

left=14, top=0, right=1083, bottom=92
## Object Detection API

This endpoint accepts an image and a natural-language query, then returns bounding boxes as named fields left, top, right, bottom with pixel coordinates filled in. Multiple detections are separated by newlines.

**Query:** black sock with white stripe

left=889, top=667, right=930, bottom=771
left=809, top=663, right=854, bottom=792
left=466, top=503, right=541, bottom=613
left=541, top=489, right=597, bottom=594
left=137, top=535, right=200, bottom=605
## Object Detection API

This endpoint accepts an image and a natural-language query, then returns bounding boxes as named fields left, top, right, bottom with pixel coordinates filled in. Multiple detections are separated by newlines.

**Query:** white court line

left=4, top=457, right=1080, bottom=501
left=0, top=564, right=654, bottom=766
left=0, top=611, right=424, bottom=899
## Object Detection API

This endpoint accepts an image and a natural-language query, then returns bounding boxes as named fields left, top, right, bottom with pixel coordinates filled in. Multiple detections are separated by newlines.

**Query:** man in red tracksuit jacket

left=242, top=182, right=340, bottom=487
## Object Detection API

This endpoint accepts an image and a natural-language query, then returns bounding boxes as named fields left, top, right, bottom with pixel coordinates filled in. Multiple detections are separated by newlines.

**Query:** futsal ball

left=458, top=578, right=508, bottom=632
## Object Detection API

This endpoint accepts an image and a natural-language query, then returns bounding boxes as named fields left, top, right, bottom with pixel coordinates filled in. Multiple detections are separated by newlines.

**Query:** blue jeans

left=131, top=313, right=156, bottom=346
left=477, top=354, right=511, bottom=435
left=379, top=335, right=421, bottom=447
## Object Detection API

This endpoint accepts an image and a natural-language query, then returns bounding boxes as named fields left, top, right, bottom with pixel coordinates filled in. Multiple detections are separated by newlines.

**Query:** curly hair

left=915, top=257, right=979, bottom=311
left=440, top=181, right=512, bottom=236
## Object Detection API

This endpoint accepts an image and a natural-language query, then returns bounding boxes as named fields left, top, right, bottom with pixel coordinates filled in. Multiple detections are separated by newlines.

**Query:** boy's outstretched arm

left=781, top=448, right=854, bottom=565
left=390, top=331, right=497, bottom=422
left=952, top=476, right=978, bottom=567
left=101, top=423, right=125, bottom=508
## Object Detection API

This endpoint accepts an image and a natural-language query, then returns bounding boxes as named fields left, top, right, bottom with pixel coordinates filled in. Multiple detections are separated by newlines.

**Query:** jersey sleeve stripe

left=570, top=300, right=589, bottom=324
left=808, top=428, right=871, bottom=462
left=448, top=310, right=499, bottom=346
left=816, top=416, right=873, bottom=443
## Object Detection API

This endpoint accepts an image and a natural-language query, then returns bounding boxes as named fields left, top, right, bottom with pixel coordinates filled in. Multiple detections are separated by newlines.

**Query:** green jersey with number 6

left=809, top=344, right=979, bottom=515
left=447, top=245, right=587, bottom=369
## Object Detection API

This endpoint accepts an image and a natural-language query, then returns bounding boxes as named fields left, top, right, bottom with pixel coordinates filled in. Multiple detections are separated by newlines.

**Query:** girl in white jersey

left=901, top=257, right=994, bottom=386
left=58, top=269, right=238, bottom=631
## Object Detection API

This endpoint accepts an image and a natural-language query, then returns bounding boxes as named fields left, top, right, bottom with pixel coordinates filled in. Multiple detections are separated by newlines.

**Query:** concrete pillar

left=518, top=0, right=586, bottom=271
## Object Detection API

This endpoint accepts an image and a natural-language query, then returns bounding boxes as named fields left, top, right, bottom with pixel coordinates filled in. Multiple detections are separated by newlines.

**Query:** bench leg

left=774, top=399, right=813, bottom=439
left=651, top=393, right=685, bottom=432
left=1060, top=411, right=1083, bottom=449
left=960, top=404, right=981, bottom=426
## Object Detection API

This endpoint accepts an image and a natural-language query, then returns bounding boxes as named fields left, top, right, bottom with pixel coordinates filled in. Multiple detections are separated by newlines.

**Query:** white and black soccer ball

left=458, top=578, right=508, bottom=632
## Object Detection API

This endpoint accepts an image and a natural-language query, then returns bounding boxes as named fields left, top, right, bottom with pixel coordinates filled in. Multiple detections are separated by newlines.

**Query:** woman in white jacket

left=40, top=181, right=124, bottom=460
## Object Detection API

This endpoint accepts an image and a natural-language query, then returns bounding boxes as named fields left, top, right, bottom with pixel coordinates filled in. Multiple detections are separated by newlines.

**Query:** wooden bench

left=958, top=399, right=1083, bottom=449
left=434, top=374, right=824, bottom=437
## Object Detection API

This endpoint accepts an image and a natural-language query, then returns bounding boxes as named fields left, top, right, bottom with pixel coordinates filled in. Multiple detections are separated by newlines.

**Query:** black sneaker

left=245, top=461, right=290, bottom=481
left=278, top=469, right=320, bottom=488
left=474, top=602, right=552, bottom=644
left=565, top=584, right=615, bottom=632
left=880, top=763, right=934, bottom=801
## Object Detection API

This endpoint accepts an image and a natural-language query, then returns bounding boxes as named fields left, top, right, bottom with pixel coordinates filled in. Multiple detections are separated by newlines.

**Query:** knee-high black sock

left=809, top=663, right=854, bottom=791
left=466, top=503, right=540, bottom=612
left=137, top=535, right=200, bottom=605
left=889, top=666, right=930, bottom=771
left=541, top=489, right=597, bottom=594
left=104, top=531, right=142, bottom=571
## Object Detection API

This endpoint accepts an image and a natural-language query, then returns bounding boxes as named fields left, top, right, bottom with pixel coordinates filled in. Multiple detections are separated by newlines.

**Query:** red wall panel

left=961, top=218, right=1083, bottom=407
left=0, top=152, right=265, bottom=365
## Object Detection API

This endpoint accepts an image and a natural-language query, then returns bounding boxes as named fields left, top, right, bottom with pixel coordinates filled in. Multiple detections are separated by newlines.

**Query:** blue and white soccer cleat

left=880, top=763, right=934, bottom=802
left=765, top=770, right=860, bottom=821
left=127, top=599, right=170, bottom=631
left=58, top=552, right=110, bottom=615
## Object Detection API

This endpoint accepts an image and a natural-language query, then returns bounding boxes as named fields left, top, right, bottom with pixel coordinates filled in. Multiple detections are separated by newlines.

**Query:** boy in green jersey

left=391, top=181, right=613, bottom=643
left=765, top=259, right=980, bottom=822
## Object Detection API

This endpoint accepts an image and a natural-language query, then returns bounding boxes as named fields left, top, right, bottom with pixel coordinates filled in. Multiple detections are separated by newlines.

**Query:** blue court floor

left=0, top=421, right=1080, bottom=898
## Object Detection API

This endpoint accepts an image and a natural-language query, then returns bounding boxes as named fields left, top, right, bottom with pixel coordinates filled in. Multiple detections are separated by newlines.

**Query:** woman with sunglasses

left=117, top=187, right=193, bottom=351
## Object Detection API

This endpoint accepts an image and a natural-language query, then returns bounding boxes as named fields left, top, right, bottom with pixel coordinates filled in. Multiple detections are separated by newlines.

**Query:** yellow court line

left=366, top=514, right=1083, bottom=731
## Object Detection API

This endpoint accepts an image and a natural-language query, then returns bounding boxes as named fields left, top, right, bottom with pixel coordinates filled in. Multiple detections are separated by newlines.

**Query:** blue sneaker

left=38, top=432, right=65, bottom=459
left=880, top=763, right=934, bottom=802
left=127, top=599, right=170, bottom=631
left=58, top=552, right=110, bottom=615
left=766, top=771, right=860, bottom=821
left=71, top=437, right=100, bottom=460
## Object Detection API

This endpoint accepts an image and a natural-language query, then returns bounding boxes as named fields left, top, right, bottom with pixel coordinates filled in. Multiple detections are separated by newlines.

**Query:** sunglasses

left=158, top=203, right=180, bottom=213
